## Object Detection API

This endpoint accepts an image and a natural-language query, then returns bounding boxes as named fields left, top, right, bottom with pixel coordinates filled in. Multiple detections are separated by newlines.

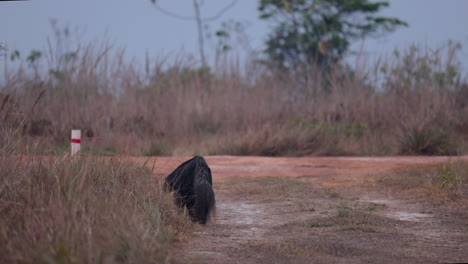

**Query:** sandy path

left=129, top=156, right=468, bottom=263
left=129, top=155, right=468, bottom=180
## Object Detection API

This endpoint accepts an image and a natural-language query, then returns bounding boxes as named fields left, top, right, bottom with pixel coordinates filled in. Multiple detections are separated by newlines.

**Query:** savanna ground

left=135, top=156, right=468, bottom=264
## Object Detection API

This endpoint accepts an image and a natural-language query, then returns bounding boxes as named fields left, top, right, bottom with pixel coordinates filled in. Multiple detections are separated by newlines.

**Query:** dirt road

left=130, top=156, right=468, bottom=263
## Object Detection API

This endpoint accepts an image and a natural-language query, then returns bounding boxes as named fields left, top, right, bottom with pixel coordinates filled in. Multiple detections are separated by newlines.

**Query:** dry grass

left=383, top=160, right=468, bottom=206
left=1, top=34, right=467, bottom=156
left=0, top=155, right=192, bottom=263
left=0, top=80, right=192, bottom=263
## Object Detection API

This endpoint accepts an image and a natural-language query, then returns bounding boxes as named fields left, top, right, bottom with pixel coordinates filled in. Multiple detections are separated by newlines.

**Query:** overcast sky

left=1, top=0, right=468, bottom=71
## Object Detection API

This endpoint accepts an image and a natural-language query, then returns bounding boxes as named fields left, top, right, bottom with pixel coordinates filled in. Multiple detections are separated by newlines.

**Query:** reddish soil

left=130, top=156, right=468, bottom=263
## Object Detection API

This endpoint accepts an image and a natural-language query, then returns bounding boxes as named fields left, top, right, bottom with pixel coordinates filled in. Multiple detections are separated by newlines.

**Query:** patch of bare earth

left=133, top=156, right=468, bottom=263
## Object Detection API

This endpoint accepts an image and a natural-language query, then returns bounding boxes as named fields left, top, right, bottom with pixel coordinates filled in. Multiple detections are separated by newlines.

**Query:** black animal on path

left=164, top=156, right=215, bottom=224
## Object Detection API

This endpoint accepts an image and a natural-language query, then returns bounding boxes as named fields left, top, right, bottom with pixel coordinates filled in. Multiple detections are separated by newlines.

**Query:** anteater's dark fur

left=164, top=156, right=215, bottom=224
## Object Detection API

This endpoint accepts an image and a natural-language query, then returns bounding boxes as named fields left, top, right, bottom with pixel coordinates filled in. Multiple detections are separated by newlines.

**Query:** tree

left=258, top=0, right=408, bottom=70
left=150, top=0, right=238, bottom=68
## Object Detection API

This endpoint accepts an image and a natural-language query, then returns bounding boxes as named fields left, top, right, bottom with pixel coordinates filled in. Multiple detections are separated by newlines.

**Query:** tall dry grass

left=0, top=65, right=191, bottom=262
left=1, top=34, right=467, bottom=156
left=0, top=153, right=191, bottom=263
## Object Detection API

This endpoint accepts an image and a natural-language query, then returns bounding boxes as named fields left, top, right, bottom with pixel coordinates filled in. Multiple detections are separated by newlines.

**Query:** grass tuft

left=0, top=155, right=191, bottom=263
left=384, top=160, right=468, bottom=204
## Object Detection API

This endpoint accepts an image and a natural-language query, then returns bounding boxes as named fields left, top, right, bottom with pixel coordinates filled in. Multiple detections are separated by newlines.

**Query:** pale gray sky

left=1, top=0, right=468, bottom=70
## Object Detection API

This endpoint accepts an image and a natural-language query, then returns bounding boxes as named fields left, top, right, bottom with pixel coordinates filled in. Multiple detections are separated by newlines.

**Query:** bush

left=399, top=125, right=461, bottom=155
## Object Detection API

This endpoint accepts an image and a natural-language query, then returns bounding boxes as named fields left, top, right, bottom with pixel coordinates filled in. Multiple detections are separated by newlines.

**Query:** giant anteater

left=164, top=156, right=215, bottom=224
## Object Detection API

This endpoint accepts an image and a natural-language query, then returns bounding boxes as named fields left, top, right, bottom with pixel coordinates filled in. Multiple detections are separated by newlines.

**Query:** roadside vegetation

left=2, top=1, right=466, bottom=157
left=384, top=159, right=468, bottom=206
left=0, top=129, right=191, bottom=263
left=1, top=39, right=466, bottom=156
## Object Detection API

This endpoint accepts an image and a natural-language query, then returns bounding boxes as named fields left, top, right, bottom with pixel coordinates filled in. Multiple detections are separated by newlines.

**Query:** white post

left=71, top=129, right=81, bottom=156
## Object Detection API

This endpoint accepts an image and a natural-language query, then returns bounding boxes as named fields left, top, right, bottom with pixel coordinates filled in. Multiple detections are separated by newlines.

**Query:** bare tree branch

left=151, top=0, right=238, bottom=22
left=152, top=3, right=196, bottom=21
left=150, top=0, right=239, bottom=68
left=193, top=0, right=207, bottom=67
left=203, top=0, right=238, bottom=22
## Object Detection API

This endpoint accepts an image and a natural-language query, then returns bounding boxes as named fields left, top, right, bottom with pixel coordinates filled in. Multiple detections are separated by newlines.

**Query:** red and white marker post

left=71, top=129, right=81, bottom=156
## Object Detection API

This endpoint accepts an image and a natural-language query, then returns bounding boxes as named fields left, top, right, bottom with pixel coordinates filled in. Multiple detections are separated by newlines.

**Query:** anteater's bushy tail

left=191, top=180, right=215, bottom=224
left=190, top=156, right=215, bottom=224
left=164, top=156, right=215, bottom=224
